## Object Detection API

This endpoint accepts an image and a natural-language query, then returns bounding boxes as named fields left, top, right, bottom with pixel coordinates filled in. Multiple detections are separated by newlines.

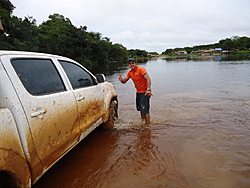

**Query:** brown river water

left=34, top=55, right=250, bottom=188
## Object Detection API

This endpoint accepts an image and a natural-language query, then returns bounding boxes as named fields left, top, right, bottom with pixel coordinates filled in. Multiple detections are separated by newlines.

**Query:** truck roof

left=0, top=50, right=67, bottom=60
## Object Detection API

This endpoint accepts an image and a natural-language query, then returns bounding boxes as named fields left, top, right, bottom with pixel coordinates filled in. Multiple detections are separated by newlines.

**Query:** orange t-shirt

left=126, top=66, right=147, bottom=93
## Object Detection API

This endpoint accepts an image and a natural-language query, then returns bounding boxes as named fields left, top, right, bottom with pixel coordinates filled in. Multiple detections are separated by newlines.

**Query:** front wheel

left=101, top=100, right=118, bottom=129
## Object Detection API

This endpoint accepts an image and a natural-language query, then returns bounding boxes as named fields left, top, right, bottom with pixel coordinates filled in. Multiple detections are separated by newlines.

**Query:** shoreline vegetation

left=161, top=50, right=250, bottom=58
left=1, top=0, right=250, bottom=66
left=132, top=51, right=250, bottom=61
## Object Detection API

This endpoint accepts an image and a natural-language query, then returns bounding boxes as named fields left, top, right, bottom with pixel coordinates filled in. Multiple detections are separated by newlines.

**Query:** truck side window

left=11, top=59, right=66, bottom=95
left=59, top=60, right=95, bottom=89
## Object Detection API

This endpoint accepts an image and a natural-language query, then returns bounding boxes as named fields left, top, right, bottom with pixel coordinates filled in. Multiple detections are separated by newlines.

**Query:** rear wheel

left=0, top=172, right=16, bottom=188
left=101, top=100, right=118, bottom=129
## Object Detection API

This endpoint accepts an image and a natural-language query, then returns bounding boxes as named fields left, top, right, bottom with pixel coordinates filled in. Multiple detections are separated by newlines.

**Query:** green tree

left=0, top=2, right=131, bottom=68
left=38, top=14, right=78, bottom=58
left=110, top=43, right=128, bottom=62
left=77, top=25, right=87, bottom=64
left=219, top=38, right=235, bottom=52
left=0, top=0, right=15, bottom=29
left=233, top=36, right=250, bottom=51
left=128, top=49, right=148, bottom=57
left=0, top=0, right=15, bottom=49
left=0, top=0, right=38, bottom=50
left=10, top=16, right=39, bottom=51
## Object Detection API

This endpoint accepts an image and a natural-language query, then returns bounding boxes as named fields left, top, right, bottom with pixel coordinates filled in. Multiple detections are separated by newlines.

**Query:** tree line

left=1, top=0, right=249, bottom=65
left=0, top=0, right=130, bottom=70
left=162, top=36, right=250, bottom=55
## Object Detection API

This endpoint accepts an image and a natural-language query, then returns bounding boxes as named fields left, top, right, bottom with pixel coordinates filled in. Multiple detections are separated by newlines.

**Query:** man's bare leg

left=141, top=113, right=150, bottom=125
left=141, top=112, right=146, bottom=121
left=145, top=113, right=150, bottom=125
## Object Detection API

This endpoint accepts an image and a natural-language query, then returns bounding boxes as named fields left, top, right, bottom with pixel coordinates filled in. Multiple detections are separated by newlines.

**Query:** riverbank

left=161, top=51, right=250, bottom=60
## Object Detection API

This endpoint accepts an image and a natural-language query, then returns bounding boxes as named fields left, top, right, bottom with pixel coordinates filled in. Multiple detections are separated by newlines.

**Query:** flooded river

left=34, top=55, right=250, bottom=188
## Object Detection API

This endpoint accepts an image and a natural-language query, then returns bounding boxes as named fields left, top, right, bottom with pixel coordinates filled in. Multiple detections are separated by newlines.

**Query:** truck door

left=6, top=57, right=80, bottom=169
left=58, top=60, right=105, bottom=139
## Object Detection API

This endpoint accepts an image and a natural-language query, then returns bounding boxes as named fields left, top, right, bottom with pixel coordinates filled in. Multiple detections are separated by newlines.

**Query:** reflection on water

left=34, top=55, right=250, bottom=188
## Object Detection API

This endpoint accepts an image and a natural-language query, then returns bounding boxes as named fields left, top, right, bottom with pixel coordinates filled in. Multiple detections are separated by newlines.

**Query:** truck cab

left=0, top=51, right=118, bottom=187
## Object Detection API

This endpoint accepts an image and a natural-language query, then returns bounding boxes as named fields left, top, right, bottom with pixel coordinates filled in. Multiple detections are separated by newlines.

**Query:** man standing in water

left=118, top=58, right=153, bottom=125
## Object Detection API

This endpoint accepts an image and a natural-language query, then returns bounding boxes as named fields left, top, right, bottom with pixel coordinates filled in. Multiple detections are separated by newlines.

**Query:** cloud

left=11, top=0, right=250, bottom=53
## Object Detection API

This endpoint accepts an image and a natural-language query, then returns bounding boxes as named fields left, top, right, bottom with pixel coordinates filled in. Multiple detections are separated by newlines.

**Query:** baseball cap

left=128, top=58, right=135, bottom=62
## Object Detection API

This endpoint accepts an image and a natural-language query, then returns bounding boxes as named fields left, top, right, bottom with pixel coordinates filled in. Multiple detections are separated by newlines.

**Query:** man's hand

left=145, top=90, right=153, bottom=97
left=119, top=75, right=129, bottom=84
left=118, top=75, right=122, bottom=81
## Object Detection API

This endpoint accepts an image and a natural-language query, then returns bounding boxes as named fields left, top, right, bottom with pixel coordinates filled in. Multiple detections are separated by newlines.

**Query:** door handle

left=77, top=96, right=85, bottom=101
left=31, top=108, right=47, bottom=118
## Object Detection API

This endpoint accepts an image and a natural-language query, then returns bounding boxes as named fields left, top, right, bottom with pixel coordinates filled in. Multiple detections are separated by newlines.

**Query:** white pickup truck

left=0, top=51, right=118, bottom=187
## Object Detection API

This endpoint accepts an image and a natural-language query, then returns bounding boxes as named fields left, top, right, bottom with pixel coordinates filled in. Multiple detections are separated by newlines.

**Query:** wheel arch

left=0, top=171, right=17, bottom=188
left=103, top=94, right=118, bottom=122
left=0, top=148, right=31, bottom=188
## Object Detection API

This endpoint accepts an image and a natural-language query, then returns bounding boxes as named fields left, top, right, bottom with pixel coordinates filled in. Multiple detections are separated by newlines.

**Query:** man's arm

left=143, top=73, right=151, bottom=89
left=118, top=75, right=130, bottom=84
left=143, top=73, right=153, bottom=96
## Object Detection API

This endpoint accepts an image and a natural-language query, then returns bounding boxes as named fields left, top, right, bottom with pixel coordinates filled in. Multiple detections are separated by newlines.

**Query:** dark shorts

left=136, top=92, right=150, bottom=114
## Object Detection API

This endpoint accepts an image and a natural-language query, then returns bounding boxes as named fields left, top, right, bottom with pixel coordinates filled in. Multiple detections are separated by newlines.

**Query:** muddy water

left=34, top=56, right=250, bottom=188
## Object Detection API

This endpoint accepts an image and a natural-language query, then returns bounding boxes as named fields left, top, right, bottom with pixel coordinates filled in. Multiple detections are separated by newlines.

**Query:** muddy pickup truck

left=0, top=51, right=118, bottom=187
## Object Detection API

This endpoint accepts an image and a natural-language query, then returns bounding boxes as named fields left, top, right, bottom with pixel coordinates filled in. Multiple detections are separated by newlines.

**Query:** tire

left=102, top=100, right=118, bottom=129
left=0, top=172, right=16, bottom=188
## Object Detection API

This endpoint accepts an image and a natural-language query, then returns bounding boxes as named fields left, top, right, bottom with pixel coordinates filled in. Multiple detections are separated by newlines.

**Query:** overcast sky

left=11, top=0, right=250, bottom=53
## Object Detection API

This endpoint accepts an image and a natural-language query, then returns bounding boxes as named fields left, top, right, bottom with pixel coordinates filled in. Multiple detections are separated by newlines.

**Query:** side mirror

left=95, top=74, right=106, bottom=83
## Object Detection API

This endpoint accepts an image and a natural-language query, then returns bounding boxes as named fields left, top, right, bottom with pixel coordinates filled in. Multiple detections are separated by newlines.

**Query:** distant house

left=178, top=51, right=187, bottom=55
left=192, top=48, right=223, bottom=56
left=173, top=51, right=187, bottom=55
left=215, top=48, right=222, bottom=52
